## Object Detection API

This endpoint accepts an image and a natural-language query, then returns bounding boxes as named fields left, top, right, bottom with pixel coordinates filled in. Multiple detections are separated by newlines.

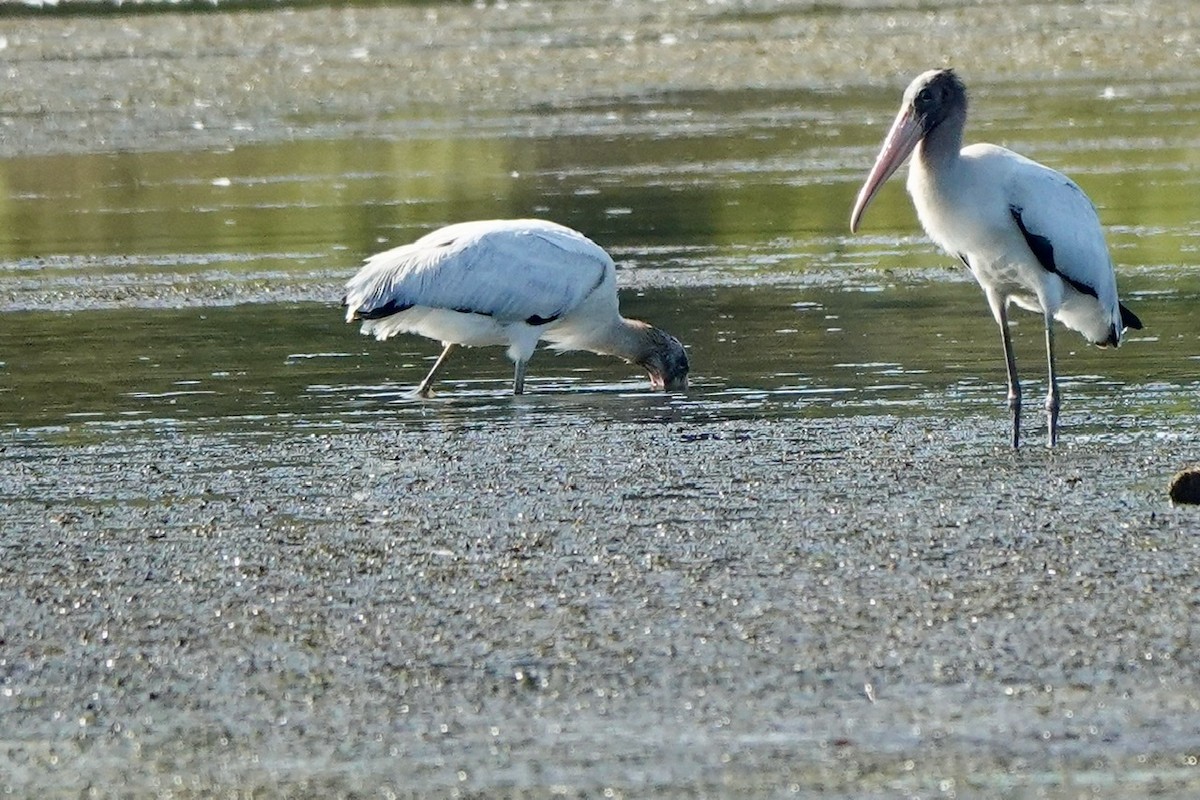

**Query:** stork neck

left=594, top=317, right=657, bottom=363
left=916, top=110, right=965, bottom=174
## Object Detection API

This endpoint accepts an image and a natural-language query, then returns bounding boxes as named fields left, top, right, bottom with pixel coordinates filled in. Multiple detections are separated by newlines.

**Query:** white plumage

left=851, top=69, right=1141, bottom=448
left=343, top=219, right=689, bottom=395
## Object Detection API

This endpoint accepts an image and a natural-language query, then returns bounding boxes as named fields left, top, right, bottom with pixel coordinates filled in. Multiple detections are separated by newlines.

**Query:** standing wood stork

left=850, top=69, right=1142, bottom=448
left=342, top=218, right=689, bottom=396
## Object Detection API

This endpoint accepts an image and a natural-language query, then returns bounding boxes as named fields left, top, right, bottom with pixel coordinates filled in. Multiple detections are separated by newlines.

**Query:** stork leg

left=998, top=305, right=1021, bottom=449
left=416, top=343, right=457, bottom=397
left=512, top=360, right=528, bottom=395
left=1043, top=316, right=1060, bottom=448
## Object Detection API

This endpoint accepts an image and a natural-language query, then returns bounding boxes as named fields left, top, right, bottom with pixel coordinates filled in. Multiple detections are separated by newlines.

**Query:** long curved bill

left=849, top=107, right=925, bottom=233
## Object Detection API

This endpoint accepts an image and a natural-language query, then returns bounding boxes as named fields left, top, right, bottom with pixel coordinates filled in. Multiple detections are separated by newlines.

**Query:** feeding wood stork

left=850, top=69, right=1142, bottom=448
left=342, top=218, right=690, bottom=396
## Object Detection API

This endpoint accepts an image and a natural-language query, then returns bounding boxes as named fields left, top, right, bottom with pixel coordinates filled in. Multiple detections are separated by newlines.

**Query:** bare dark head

left=850, top=68, right=968, bottom=232
left=904, top=68, right=967, bottom=137
left=636, top=327, right=690, bottom=392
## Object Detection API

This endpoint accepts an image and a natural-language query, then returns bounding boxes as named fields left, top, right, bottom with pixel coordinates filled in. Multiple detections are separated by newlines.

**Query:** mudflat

left=4, top=415, right=1200, bottom=796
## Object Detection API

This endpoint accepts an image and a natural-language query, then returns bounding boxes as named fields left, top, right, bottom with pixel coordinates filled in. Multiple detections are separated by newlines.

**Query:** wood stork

left=850, top=68, right=1142, bottom=448
left=342, top=218, right=690, bottom=396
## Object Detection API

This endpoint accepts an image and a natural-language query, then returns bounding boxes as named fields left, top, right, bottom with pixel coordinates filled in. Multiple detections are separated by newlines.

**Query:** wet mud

left=1, top=1, right=1196, bottom=160
left=4, top=416, right=1200, bottom=796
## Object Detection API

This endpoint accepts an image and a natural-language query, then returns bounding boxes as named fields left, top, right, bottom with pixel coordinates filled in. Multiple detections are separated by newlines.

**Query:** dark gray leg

left=998, top=306, right=1021, bottom=449
left=416, top=343, right=457, bottom=397
left=513, top=359, right=528, bottom=395
left=1044, top=318, right=1060, bottom=448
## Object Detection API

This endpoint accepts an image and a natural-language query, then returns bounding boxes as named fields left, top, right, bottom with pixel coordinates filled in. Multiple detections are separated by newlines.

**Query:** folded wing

left=344, top=219, right=612, bottom=325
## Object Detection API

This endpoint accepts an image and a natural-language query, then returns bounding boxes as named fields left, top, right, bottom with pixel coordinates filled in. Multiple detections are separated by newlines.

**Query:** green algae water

left=1, top=15, right=1197, bottom=439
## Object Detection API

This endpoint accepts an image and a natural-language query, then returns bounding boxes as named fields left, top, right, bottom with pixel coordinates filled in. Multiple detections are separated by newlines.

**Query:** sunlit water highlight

left=1, top=80, right=1197, bottom=441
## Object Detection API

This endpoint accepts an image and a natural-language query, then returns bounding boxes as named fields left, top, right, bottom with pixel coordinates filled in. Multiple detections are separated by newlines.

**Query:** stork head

left=850, top=68, right=968, bottom=232
left=637, top=327, right=690, bottom=392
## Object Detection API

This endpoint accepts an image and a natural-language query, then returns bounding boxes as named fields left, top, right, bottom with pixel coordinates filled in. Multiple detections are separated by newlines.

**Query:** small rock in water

left=1167, top=467, right=1200, bottom=505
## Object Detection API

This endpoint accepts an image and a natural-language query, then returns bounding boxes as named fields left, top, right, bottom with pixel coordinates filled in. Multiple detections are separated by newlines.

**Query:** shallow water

left=1, top=20, right=1198, bottom=442
left=2, top=275, right=1195, bottom=442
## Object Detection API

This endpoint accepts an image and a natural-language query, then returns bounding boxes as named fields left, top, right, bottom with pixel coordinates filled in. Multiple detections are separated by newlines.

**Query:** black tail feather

left=355, top=300, right=414, bottom=320
left=1119, top=302, right=1143, bottom=331
left=1097, top=303, right=1143, bottom=348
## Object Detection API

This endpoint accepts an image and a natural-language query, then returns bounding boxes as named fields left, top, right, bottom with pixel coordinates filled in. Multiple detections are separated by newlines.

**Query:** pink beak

left=849, top=106, right=925, bottom=233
